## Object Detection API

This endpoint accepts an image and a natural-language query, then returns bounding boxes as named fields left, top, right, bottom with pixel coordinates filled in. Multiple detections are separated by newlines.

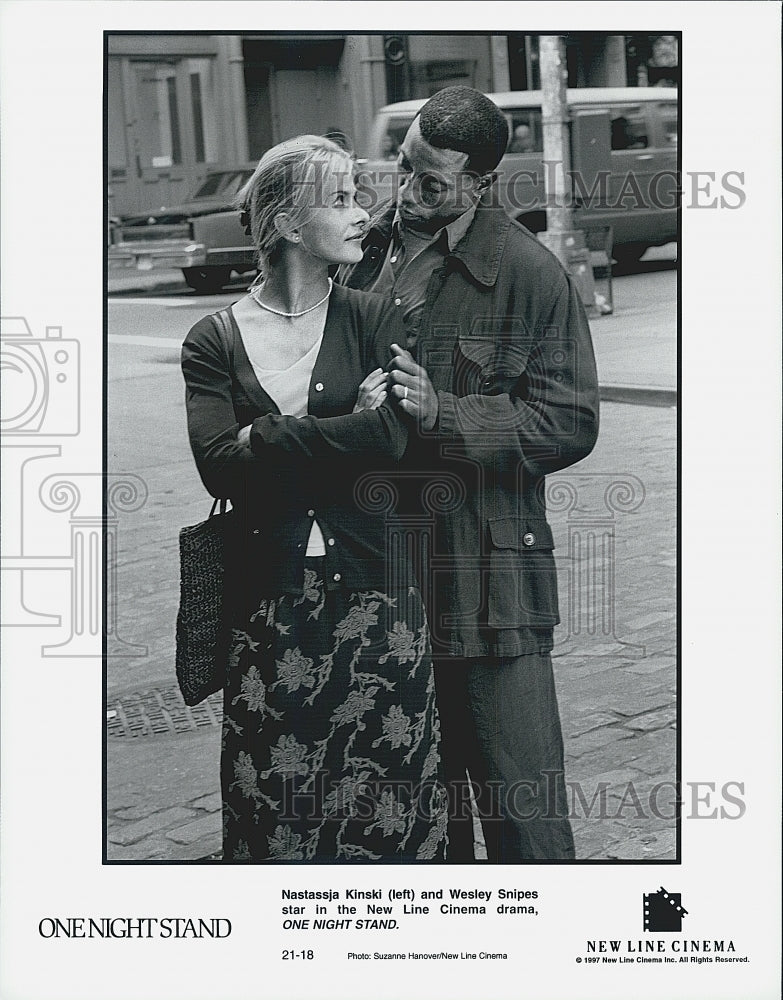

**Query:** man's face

left=395, top=117, right=483, bottom=234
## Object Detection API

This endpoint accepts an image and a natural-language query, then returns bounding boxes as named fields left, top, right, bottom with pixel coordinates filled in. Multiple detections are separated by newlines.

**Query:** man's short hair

left=417, top=86, right=509, bottom=175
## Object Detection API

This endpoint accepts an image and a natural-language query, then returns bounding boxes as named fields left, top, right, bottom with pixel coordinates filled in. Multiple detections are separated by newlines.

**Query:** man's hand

left=387, top=344, right=439, bottom=431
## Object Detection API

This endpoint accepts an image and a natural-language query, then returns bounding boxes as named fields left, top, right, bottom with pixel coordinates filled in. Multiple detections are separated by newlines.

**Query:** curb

left=600, top=384, right=676, bottom=407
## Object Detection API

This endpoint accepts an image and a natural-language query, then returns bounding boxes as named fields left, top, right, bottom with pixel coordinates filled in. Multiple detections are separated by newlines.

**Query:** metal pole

left=537, top=35, right=597, bottom=310
left=225, top=36, right=250, bottom=164
left=539, top=35, right=572, bottom=237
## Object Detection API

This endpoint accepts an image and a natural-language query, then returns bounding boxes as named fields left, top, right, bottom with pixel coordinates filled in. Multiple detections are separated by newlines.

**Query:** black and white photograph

left=0, top=4, right=780, bottom=1000
left=105, top=29, right=678, bottom=866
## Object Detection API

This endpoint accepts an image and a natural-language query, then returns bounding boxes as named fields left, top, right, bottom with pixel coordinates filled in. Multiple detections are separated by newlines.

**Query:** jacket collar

left=448, top=196, right=512, bottom=288
left=362, top=197, right=510, bottom=289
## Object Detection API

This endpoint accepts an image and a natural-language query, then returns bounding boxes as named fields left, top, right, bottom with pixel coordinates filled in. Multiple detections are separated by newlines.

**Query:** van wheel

left=182, top=267, right=231, bottom=293
left=612, top=243, right=647, bottom=266
left=516, top=211, right=547, bottom=235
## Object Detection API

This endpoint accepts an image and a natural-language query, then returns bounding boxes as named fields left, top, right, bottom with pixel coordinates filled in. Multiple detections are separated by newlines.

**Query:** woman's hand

left=353, top=368, right=388, bottom=412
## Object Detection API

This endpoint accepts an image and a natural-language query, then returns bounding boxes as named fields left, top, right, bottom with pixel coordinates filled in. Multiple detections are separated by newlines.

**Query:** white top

left=240, top=327, right=327, bottom=557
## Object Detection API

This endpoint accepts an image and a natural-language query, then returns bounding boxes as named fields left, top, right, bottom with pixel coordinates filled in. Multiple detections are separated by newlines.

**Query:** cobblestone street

left=106, top=397, right=676, bottom=863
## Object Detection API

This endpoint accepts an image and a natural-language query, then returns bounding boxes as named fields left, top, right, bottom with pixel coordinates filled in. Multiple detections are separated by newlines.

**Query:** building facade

left=108, top=32, right=678, bottom=217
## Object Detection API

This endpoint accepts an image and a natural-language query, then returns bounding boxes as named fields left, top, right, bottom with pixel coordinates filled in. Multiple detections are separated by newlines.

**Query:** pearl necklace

left=252, top=278, right=333, bottom=318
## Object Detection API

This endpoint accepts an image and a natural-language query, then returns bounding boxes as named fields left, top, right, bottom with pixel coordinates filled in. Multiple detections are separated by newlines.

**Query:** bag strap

left=208, top=307, right=234, bottom=519
left=212, top=307, right=235, bottom=371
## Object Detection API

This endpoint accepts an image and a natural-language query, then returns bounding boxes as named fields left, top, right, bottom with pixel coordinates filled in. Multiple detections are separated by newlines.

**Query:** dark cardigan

left=181, top=284, right=411, bottom=600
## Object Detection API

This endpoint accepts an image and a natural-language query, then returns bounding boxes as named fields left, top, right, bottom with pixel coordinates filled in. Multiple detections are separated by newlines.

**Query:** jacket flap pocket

left=487, top=516, right=554, bottom=551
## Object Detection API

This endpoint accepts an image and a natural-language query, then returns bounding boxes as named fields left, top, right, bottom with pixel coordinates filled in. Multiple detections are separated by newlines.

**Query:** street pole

left=536, top=35, right=596, bottom=310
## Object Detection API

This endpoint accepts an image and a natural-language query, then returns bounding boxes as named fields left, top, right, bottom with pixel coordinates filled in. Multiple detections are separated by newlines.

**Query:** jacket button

left=307, top=509, right=315, bottom=517
left=333, top=573, right=341, bottom=582
left=522, top=532, right=536, bottom=547
left=327, top=538, right=335, bottom=546
left=315, top=382, right=324, bottom=392
left=252, top=528, right=260, bottom=535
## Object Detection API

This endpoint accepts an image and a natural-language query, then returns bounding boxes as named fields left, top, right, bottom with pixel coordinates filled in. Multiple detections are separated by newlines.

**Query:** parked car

left=108, top=166, right=257, bottom=292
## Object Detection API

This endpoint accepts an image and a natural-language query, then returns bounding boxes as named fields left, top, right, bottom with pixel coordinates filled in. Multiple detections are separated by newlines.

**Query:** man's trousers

left=433, top=651, right=575, bottom=862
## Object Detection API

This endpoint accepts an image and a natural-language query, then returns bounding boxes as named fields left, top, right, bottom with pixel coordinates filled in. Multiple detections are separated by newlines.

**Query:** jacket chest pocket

left=456, top=335, right=531, bottom=397
left=486, top=516, right=560, bottom=628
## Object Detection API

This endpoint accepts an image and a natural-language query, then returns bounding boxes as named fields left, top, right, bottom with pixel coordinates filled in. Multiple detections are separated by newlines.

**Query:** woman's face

left=296, top=155, right=369, bottom=265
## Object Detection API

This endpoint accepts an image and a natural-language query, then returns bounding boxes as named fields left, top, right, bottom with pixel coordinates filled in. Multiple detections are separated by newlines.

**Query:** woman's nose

left=354, top=205, right=370, bottom=227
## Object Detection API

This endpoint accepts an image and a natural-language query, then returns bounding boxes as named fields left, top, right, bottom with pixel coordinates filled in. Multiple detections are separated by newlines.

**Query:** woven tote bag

left=175, top=497, right=232, bottom=706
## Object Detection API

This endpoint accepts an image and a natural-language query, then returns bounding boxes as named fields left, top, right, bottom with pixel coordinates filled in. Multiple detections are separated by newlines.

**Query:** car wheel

left=182, top=266, right=232, bottom=293
left=612, top=243, right=648, bottom=267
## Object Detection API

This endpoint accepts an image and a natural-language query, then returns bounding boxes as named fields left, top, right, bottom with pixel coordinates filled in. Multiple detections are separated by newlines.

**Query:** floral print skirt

left=221, top=559, right=447, bottom=863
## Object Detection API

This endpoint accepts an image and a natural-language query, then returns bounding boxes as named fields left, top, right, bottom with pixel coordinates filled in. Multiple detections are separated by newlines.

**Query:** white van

left=361, top=87, right=678, bottom=265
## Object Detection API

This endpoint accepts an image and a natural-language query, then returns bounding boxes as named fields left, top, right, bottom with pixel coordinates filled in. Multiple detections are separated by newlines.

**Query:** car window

left=193, top=173, right=227, bottom=197
left=192, top=171, right=254, bottom=199
left=659, top=102, right=678, bottom=148
left=506, top=108, right=543, bottom=153
left=610, top=107, right=649, bottom=150
left=217, top=171, right=254, bottom=197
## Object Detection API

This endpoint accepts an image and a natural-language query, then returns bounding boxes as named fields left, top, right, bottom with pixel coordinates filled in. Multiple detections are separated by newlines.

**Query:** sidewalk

left=107, top=245, right=677, bottom=402
left=106, top=253, right=677, bottom=863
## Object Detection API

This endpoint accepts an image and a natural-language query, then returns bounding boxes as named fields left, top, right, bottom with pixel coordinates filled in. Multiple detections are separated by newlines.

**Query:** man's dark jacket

left=341, top=201, right=600, bottom=657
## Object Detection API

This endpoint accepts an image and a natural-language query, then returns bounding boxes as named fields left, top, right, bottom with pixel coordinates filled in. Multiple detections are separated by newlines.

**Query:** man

left=341, top=87, right=599, bottom=861
left=509, top=123, right=536, bottom=153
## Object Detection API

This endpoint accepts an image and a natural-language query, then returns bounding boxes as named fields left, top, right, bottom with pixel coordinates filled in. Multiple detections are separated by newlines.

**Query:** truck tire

left=182, top=266, right=231, bottom=293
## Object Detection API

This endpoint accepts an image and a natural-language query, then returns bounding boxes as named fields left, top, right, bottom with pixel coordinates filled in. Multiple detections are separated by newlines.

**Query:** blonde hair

left=237, top=135, right=353, bottom=276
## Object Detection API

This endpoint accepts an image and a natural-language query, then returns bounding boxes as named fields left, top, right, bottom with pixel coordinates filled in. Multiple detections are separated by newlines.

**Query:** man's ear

left=475, top=172, right=496, bottom=193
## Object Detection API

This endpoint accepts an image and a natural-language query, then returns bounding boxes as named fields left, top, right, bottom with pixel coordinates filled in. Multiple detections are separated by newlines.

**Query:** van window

left=609, top=107, right=648, bottom=150
left=378, top=116, right=415, bottom=160
left=507, top=108, right=543, bottom=153
left=659, top=102, right=678, bottom=147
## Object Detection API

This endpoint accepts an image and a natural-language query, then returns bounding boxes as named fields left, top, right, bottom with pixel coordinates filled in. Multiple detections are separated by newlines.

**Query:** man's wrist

left=423, top=392, right=440, bottom=432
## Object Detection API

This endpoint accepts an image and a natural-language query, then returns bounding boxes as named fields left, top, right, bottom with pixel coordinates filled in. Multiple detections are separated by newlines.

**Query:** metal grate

left=106, top=685, right=223, bottom=738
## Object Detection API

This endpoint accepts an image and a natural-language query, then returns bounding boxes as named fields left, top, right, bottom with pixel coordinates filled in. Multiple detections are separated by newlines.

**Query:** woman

left=181, top=136, right=446, bottom=863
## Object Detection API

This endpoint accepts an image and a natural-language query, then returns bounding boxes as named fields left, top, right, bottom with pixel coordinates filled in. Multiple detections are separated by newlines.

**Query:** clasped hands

left=353, top=344, right=438, bottom=431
